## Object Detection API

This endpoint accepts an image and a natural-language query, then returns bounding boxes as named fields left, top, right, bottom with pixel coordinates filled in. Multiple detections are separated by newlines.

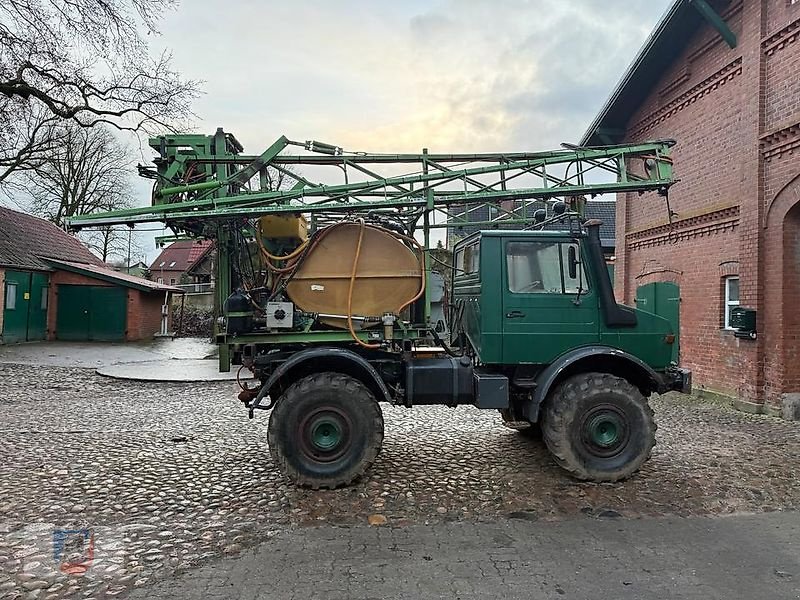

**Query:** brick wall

left=616, top=0, right=800, bottom=407
left=128, top=291, right=169, bottom=340
left=150, top=268, right=183, bottom=286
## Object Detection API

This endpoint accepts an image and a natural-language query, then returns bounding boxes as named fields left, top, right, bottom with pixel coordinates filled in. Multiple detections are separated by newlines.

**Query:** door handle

left=506, top=310, right=525, bottom=319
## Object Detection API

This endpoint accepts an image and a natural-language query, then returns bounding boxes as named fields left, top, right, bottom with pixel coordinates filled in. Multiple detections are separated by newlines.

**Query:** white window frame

left=5, top=282, right=17, bottom=310
left=723, top=276, right=740, bottom=330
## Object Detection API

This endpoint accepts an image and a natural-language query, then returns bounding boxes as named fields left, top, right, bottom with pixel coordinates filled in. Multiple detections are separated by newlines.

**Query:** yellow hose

left=347, top=219, right=381, bottom=349
left=394, top=231, right=426, bottom=313
left=256, top=221, right=310, bottom=262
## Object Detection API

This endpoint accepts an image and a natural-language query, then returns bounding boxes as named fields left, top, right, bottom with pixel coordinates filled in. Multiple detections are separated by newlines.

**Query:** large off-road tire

left=541, top=372, right=655, bottom=482
left=499, top=409, right=543, bottom=440
left=267, top=372, right=384, bottom=489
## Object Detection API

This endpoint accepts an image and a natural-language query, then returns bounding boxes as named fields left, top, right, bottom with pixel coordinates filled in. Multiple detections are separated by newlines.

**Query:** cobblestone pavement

left=1, top=363, right=800, bottom=598
left=125, top=511, right=800, bottom=600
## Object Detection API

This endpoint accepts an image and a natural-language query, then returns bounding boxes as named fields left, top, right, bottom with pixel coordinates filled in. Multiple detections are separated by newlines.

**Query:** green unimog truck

left=68, top=131, right=690, bottom=489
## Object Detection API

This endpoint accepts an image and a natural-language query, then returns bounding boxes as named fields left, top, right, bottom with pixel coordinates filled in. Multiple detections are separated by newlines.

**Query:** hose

left=347, top=219, right=381, bottom=349
left=430, top=326, right=463, bottom=358
left=254, top=221, right=309, bottom=273
left=385, top=227, right=426, bottom=313
left=236, top=365, right=249, bottom=391
left=254, top=217, right=426, bottom=348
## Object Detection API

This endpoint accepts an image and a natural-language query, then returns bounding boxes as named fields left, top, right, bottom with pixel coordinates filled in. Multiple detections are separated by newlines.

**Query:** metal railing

left=174, top=282, right=214, bottom=294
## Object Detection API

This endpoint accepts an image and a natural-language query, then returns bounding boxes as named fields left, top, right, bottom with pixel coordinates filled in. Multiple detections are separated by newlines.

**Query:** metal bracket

left=691, top=0, right=737, bottom=48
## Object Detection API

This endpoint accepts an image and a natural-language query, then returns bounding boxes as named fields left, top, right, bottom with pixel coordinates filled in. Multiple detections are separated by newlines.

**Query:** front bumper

left=661, top=366, right=692, bottom=395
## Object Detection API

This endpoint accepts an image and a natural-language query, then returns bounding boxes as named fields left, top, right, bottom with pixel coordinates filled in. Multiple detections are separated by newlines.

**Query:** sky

left=128, top=0, right=673, bottom=261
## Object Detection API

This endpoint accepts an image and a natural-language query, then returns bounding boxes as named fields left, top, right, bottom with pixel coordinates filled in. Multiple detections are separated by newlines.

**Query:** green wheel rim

left=580, top=405, right=630, bottom=457
left=587, top=415, right=621, bottom=447
left=298, top=407, right=353, bottom=463
left=310, top=419, right=343, bottom=451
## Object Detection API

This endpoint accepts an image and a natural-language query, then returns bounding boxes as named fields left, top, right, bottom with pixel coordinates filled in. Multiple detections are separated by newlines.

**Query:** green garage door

left=56, top=285, right=127, bottom=341
left=2, top=270, right=49, bottom=343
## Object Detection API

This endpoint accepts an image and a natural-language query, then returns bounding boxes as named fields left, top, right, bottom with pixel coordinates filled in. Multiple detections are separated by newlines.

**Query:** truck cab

left=452, top=222, right=677, bottom=372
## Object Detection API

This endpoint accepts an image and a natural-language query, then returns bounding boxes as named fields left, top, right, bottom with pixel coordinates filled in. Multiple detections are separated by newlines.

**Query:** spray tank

left=285, top=222, right=423, bottom=329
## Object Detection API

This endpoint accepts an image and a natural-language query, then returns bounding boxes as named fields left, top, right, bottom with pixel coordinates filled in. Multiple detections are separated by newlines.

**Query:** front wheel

left=267, top=372, right=384, bottom=489
left=542, top=372, right=655, bottom=482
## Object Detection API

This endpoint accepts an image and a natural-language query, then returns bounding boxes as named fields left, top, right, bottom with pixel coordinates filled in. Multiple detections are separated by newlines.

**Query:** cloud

left=131, top=0, right=671, bottom=258
left=148, top=0, right=670, bottom=152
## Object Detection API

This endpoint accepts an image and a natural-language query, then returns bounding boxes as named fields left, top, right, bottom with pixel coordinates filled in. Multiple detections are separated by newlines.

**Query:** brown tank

left=286, top=223, right=423, bottom=329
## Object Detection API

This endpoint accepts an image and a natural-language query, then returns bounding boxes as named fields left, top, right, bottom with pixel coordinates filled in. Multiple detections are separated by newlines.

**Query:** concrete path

left=0, top=338, right=216, bottom=368
left=0, top=338, right=251, bottom=381
left=97, top=358, right=253, bottom=381
left=128, top=511, right=800, bottom=600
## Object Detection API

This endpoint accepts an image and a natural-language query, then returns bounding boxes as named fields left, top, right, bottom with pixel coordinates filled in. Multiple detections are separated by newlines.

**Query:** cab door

left=501, top=237, right=599, bottom=364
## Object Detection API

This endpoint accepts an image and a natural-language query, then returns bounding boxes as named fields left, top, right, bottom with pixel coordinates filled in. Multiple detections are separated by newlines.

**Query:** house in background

left=149, top=240, right=214, bottom=287
left=582, top=0, right=800, bottom=417
left=116, top=261, right=149, bottom=279
left=0, top=206, right=182, bottom=343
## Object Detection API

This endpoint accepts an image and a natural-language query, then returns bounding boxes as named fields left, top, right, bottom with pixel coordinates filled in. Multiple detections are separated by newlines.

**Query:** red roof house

left=149, top=240, right=214, bottom=286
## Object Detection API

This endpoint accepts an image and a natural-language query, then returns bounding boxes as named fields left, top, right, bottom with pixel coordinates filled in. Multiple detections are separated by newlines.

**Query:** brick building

left=582, top=0, right=800, bottom=416
left=149, top=240, right=214, bottom=286
left=0, top=207, right=182, bottom=343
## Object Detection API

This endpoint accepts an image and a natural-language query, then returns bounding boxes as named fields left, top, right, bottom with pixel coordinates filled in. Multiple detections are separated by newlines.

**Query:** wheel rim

left=580, top=405, right=630, bottom=457
left=310, top=418, right=342, bottom=451
left=298, top=407, right=352, bottom=463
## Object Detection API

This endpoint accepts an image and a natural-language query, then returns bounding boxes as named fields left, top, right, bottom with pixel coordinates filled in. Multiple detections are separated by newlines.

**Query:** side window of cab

left=506, top=240, right=588, bottom=294
left=454, top=242, right=480, bottom=277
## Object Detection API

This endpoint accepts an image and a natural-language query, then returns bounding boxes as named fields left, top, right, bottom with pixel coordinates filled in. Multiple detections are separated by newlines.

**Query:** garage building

left=0, top=207, right=181, bottom=343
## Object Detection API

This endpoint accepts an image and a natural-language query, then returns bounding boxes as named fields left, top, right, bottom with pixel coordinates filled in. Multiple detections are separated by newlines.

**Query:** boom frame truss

left=66, top=129, right=676, bottom=370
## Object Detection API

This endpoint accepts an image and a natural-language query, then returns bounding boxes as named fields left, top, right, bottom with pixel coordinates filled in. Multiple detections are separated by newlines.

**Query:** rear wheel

left=542, top=372, right=655, bottom=482
left=267, top=372, right=384, bottom=489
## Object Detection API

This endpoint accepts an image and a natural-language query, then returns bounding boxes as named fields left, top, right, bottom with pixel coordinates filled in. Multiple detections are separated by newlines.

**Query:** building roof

left=448, top=200, right=616, bottom=249
left=0, top=206, right=103, bottom=270
left=581, top=0, right=732, bottom=146
left=583, top=200, right=616, bottom=249
left=150, top=239, right=214, bottom=273
left=42, top=258, right=184, bottom=293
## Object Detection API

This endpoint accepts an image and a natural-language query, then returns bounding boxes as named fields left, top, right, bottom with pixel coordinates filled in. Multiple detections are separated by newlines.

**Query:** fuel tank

left=286, top=223, right=423, bottom=328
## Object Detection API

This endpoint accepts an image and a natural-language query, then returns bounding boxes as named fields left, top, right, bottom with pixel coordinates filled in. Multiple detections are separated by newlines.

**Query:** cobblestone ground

left=1, top=363, right=800, bottom=599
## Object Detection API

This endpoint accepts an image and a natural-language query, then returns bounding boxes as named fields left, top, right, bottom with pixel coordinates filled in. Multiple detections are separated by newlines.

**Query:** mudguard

left=523, top=346, right=663, bottom=423
left=251, top=347, right=393, bottom=413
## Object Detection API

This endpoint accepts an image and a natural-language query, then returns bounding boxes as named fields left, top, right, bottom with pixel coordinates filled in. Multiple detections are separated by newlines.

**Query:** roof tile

left=0, top=206, right=102, bottom=270
left=44, top=259, right=184, bottom=293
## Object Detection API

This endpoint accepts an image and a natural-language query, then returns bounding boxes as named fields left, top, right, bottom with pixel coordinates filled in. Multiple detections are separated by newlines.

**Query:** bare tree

left=20, top=123, right=143, bottom=262
left=82, top=225, right=144, bottom=263
left=0, top=102, right=64, bottom=185
left=0, top=0, right=199, bottom=184
left=23, top=124, right=132, bottom=223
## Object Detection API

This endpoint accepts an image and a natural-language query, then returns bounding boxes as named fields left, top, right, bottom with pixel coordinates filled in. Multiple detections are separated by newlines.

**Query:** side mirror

left=567, top=245, right=578, bottom=279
